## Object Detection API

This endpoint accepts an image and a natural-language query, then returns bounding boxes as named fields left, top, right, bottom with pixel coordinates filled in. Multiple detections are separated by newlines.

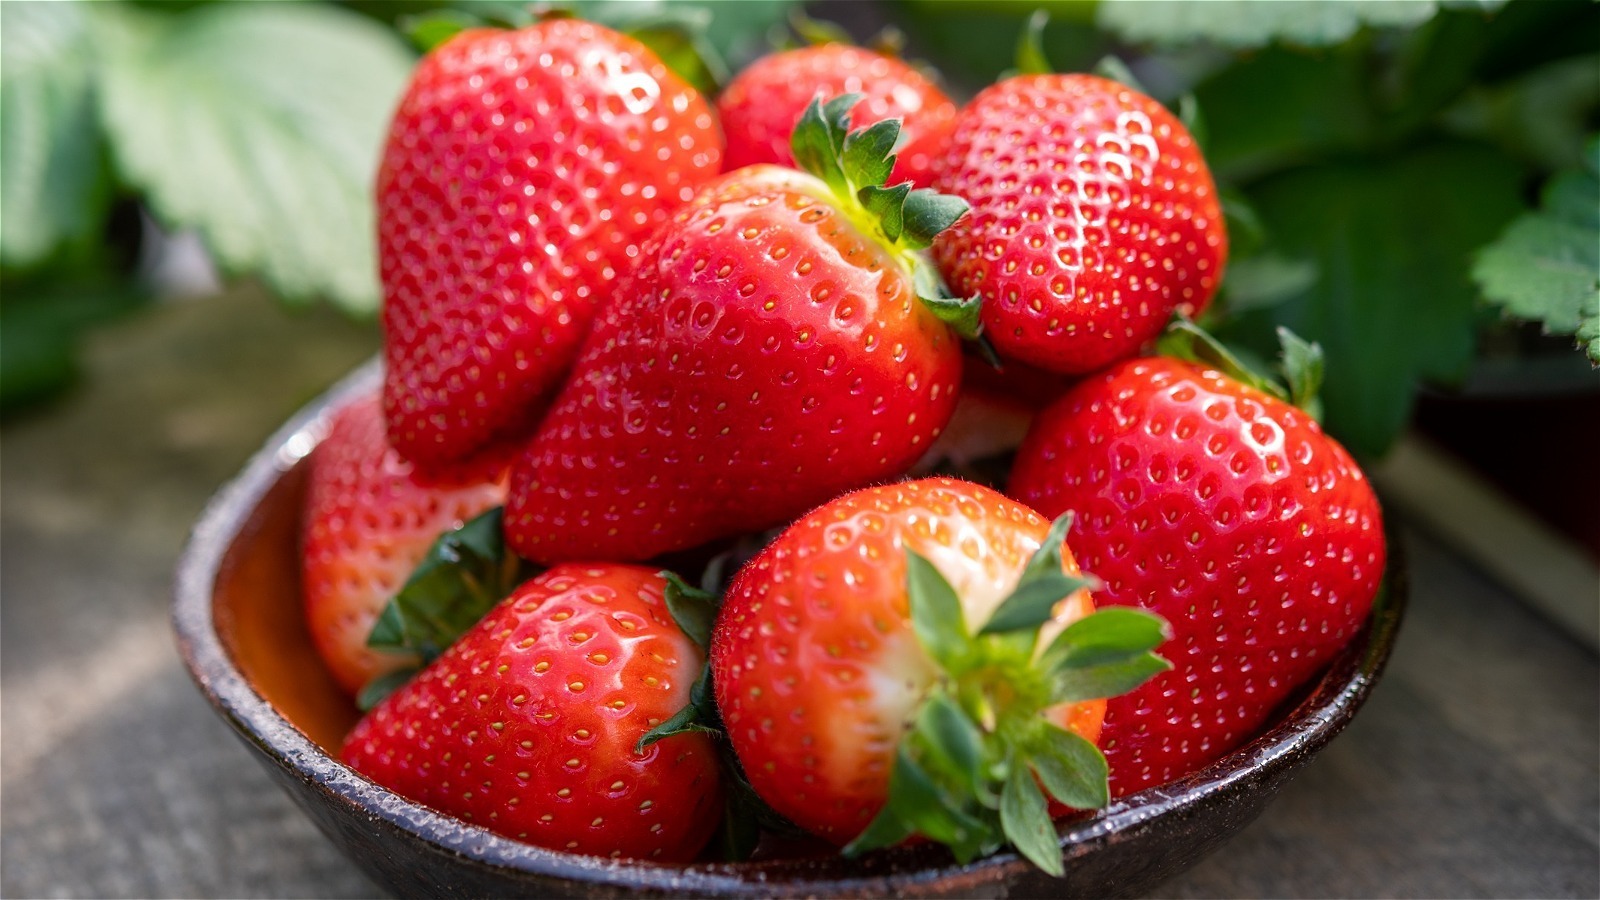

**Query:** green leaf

left=919, top=292, right=984, bottom=341
left=900, top=189, right=969, bottom=250
left=1097, top=0, right=1441, bottom=49
left=909, top=691, right=990, bottom=804
left=662, top=571, right=719, bottom=651
left=1222, top=254, right=1320, bottom=314
left=790, top=93, right=861, bottom=196
left=356, top=667, right=420, bottom=712
left=636, top=664, right=720, bottom=751
left=0, top=276, right=149, bottom=415
left=1473, top=140, right=1600, bottom=363
left=1218, top=142, right=1526, bottom=458
left=1000, top=758, right=1062, bottom=877
left=1277, top=327, right=1327, bottom=414
left=842, top=119, right=903, bottom=194
left=98, top=2, right=415, bottom=312
left=366, top=507, right=532, bottom=661
left=0, top=1, right=111, bottom=269
left=1014, top=10, right=1053, bottom=76
left=1042, top=607, right=1170, bottom=670
left=860, top=183, right=912, bottom=244
left=846, top=743, right=992, bottom=863
left=1028, top=722, right=1108, bottom=810
left=980, top=512, right=1094, bottom=636
left=398, top=10, right=480, bottom=53
left=788, top=7, right=855, bottom=48
left=609, top=6, right=731, bottom=98
left=905, top=550, right=970, bottom=674
left=1050, top=652, right=1173, bottom=705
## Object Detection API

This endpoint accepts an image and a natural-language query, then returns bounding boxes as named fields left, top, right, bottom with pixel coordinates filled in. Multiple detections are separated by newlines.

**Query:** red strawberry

left=340, top=563, right=723, bottom=861
left=718, top=43, right=957, bottom=188
left=933, top=73, right=1226, bottom=374
left=301, top=392, right=507, bottom=697
left=505, top=96, right=977, bottom=564
left=379, top=20, right=723, bottom=468
left=710, top=477, right=1169, bottom=874
left=1008, top=354, right=1385, bottom=796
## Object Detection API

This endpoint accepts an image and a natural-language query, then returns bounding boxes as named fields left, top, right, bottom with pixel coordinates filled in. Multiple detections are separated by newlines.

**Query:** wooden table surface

left=3, top=285, right=1596, bottom=898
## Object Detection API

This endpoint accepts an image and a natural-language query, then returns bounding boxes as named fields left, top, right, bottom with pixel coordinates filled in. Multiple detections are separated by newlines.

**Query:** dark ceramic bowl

left=174, top=360, right=1406, bottom=899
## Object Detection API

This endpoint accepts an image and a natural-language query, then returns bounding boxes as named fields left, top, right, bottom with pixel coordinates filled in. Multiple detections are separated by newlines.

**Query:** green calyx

left=359, top=506, right=538, bottom=710
left=844, top=512, right=1172, bottom=876
left=1158, top=314, right=1326, bottom=419
left=789, top=93, right=983, bottom=340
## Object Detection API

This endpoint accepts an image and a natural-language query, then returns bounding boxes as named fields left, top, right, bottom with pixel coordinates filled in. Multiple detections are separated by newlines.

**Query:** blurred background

left=2, top=1, right=1596, bottom=896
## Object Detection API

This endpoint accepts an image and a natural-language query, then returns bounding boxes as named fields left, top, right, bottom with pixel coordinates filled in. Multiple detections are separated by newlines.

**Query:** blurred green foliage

left=0, top=0, right=1594, bottom=457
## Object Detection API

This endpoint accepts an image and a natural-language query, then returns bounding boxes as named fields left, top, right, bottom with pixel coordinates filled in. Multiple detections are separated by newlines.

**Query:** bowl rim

left=173, top=358, right=1407, bottom=896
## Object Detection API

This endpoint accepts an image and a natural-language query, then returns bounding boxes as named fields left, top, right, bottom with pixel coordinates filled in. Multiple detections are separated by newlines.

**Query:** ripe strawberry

left=718, top=43, right=957, bottom=189
left=710, top=477, right=1169, bottom=874
left=1008, top=351, right=1385, bottom=796
left=379, top=20, right=723, bottom=468
left=301, top=391, right=506, bottom=697
left=933, top=73, right=1226, bottom=374
left=505, top=95, right=977, bottom=564
left=340, top=564, right=724, bottom=861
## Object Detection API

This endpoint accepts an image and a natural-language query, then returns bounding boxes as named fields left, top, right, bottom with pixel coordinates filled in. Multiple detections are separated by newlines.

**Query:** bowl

left=173, top=360, right=1406, bottom=899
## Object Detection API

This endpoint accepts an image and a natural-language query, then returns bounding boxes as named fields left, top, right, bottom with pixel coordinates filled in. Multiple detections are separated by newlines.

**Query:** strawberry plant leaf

left=860, top=183, right=911, bottom=244
left=1042, top=606, right=1171, bottom=670
left=0, top=1, right=112, bottom=269
left=918, top=292, right=984, bottom=340
left=1219, top=142, right=1525, bottom=458
left=841, top=119, right=902, bottom=193
left=661, top=570, right=719, bottom=651
left=847, top=743, right=992, bottom=863
left=398, top=10, right=479, bottom=53
left=910, top=691, right=991, bottom=806
left=1014, top=10, right=1053, bottom=76
left=355, top=668, right=419, bottom=712
left=1097, top=0, right=1442, bottom=50
left=636, top=665, right=720, bottom=750
left=1049, top=652, right=1173, bottom=706
left=791, top=93, right=861, bottom=197
left=367, top=507, right=534, bottom=661
left=905, top=550, right=970, bottom=674
left=1277, top=327, right=1327, bottom=416
left=1000, top=758, right=1063, bottom=877
left=1028, top=721, right=1109, bottom=810
left=1092, top=55, right=1149, bottom=95
left=1472, top=138, right=1600, bottom=363
left=97, top=2, right=413, bottom=313
left=979, top=512, right=1095, bottom=636
left=899, top=190, right=970, bottom=250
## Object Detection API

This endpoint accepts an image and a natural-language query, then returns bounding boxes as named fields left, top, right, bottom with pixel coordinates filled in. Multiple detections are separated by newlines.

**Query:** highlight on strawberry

left=502, top=93, right=985, bottom=564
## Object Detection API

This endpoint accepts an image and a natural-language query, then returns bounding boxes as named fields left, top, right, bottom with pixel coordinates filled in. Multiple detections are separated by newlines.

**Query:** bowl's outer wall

left=175, top=360, right=1406, bottom=899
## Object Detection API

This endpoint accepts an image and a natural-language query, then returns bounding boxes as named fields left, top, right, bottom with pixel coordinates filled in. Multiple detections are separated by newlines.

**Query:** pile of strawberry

left=300, top=17, right=1387, bottom=875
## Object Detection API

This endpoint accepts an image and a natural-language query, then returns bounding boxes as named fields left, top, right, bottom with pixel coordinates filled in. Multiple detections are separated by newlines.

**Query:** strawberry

left=717, top=43, right=957, bottom=189
left=933, top=72, right=1227, bottom=374
left=300, top=391, right=506, bottom=697
left=340, top=563, right=724, bottom=861
left=378, top=19, right=723, bottom=468
left=1007, top=336, right=1385, bottom=797
left=504, top=95, right=978, bottom=564
left=709, top=477, right=1170, bottom=874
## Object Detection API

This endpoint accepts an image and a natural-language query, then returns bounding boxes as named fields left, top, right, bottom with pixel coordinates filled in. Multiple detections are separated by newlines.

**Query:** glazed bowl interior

left=175, top=361, right=1406, bottom=899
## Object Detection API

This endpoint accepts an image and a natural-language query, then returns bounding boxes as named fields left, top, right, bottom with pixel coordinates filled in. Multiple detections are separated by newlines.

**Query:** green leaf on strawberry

left=359, top=506, right=535, bottom=709
left=788, top=92, right=983, bottom=338
left=844, top=511, right=1171, bottom=873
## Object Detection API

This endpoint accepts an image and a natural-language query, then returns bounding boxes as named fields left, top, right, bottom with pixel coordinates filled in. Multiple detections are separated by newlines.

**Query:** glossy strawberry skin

left=1008, top=358, right=1385, bottom=796
left=717, top=44, right=957, bottom=189
left=301, top=391, right=506, bottom=697
left=504, top=166, right=964, bottom=564
left=379, top=21, right=723, bottom=468
left=934, top=75, right=1226, bottom=375
left=710, top=478, right=1102, bottom=845
left=340, top=564, right=723, bottom=861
